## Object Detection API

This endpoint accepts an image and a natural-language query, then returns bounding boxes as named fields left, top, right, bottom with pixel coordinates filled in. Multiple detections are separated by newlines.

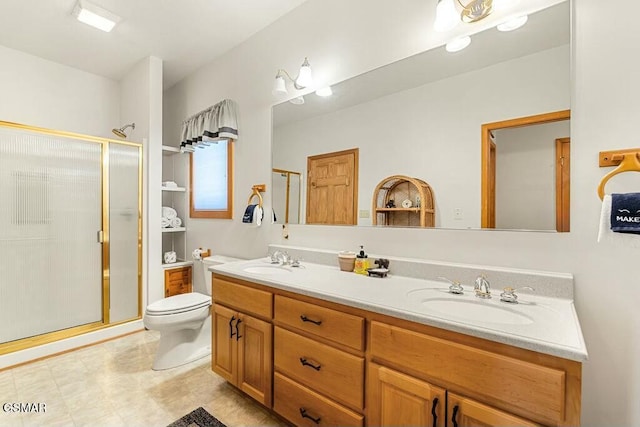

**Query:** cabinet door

left=212, top=304, right=236, bottom=383
left=237, top=313, right=273, bottom=407
left=367, top=363, right=445, bottom=427
left=447, top=393, right=541, bottom=427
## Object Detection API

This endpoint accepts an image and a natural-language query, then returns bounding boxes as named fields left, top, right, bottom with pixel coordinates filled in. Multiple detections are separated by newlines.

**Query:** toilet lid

left=146, top=293, right=211, bottom=315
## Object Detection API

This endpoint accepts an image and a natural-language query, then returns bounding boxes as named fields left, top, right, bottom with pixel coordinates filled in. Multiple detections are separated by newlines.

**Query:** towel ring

left=247, top=184, right=266, bottom=207
left=597, top=153, right=640, bottom=200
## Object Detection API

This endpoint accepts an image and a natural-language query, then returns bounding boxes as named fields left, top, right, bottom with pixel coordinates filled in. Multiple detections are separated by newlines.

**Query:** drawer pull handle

left=431, top=397, right=439, bottom=427
left=299, top=357, right=321, bottom=371
left=451, top=404, right=459, bottom=427
left=235, top=317, right=242, bottom=341
left=229, top=316, right=236, bottom=339
left=299, top=407, right=321, bottom=424
left=300, top=315, right=322, bottom=326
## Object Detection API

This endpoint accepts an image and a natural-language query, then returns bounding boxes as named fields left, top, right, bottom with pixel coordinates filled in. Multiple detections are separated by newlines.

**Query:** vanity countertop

left=210, top=258, right=588, bottom=362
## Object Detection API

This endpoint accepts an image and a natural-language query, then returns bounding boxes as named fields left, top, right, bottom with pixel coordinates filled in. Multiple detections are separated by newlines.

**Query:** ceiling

left=0, top=0, right=308, bottom=89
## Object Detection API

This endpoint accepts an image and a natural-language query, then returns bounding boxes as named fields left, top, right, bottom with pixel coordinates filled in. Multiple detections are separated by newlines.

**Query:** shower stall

left=0, top=121, right=142, bottom=355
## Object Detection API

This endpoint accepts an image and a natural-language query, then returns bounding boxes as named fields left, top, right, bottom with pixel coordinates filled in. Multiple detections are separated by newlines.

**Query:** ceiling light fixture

left=272, top=57, right=314, bottom=97
left=496, top=14, right=528, bottom=32
left=446, top=36, right=471, bottom=52
left=73, top=0, right=121, bottom=33
left=434, top=0, right=501, bottom=32
left=315, top=87, right=333, bottom=97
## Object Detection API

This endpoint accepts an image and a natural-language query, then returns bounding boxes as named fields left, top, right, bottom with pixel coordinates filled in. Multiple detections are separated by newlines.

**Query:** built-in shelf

left=162, top=186, right=186, bottom=192
left=161, top=260, right=194, bottom=269
left=162, top=145, right=180, bottom=156
left=162, top=227, right=186, bottom=233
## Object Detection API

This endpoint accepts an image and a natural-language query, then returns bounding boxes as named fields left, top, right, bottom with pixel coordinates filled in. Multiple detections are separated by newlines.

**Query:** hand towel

left=162, top=206, right=177, bottom=219
left=243, top=204, right=257, bottom=223
left=161, top=217, right=170, bottom=228
left=169, top=217, right=182, bottom=228
left=254, top=205, right=264, bottom=226
left=598, top=195, right=640, bottom=247
left=610, top=193, right=640, bottom=234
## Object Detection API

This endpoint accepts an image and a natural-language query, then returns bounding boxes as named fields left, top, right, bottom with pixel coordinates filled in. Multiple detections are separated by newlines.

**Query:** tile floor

left=0, top=330, right=287, bottom=427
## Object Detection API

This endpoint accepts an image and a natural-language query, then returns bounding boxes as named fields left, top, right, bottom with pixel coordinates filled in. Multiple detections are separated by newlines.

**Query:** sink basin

left=419, top=297, right=534, bottom=325
left=242, top=265, right=292, bottom=275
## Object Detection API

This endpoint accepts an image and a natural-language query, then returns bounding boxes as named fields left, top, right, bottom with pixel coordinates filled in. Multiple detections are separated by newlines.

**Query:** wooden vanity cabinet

left=447, top=392, right=542, bottom=427
left=273, top=295, right=365, bottom=426
left=211, top=277, right=273, bottom=407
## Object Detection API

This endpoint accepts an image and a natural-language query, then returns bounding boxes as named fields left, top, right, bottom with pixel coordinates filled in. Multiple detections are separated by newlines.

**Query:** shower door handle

left=97, top=230, right=104, bottom=243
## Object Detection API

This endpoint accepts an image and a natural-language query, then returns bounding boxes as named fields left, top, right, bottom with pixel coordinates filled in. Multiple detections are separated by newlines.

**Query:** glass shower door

left=0, top=127, right=103, bottom=344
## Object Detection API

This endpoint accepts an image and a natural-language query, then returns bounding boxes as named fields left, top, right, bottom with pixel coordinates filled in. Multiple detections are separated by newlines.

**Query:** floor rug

left=167, top=407, right=227, bottom=427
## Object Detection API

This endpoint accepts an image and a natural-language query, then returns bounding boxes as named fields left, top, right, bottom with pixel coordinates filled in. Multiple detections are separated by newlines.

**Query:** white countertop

left=210, top=258, right=588, bottom=362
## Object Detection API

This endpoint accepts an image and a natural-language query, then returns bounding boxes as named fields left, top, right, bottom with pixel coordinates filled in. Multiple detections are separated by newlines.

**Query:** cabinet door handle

left=299, top=407, right=321, bottom=424
left=431, top=397, right=439, bottom=427
left=299, top=357, right=321, bottom=371
left=235, top=317, right=242, bottom=341
left=229, top=316, right=236, bottom=339
left=300, top=315, right=322, bottom=326
left=451, top=405, right=459, bottom=427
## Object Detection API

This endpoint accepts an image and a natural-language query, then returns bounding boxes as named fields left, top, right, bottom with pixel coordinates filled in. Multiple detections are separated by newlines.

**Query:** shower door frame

left=0, top=120, right=143, bottom=356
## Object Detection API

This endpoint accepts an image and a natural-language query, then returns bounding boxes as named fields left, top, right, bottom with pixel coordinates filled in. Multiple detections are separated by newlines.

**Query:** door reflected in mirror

left=272, top=1, right=570, bottom=231
left=272, top=169, right=302, bottom=224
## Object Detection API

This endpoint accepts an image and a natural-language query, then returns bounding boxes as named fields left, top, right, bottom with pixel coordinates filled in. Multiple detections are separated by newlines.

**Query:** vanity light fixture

left=72, top=0, right=121, bottom=33
left=315, top=86, right=333, bottom=97
left=446, top=36, right=471, bottom=52
left=272, top=57, right=314, bottom=97
left=496, top=14, right=528, bottom=31
left=435, top=0, right=494, bottom=32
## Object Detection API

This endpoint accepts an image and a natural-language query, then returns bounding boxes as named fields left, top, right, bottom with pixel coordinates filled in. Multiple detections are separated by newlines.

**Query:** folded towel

left=164, top=251, right=177, bottom=264
left=169, top=217, right=182, bottom=228
left=162, top=181, right=178, bottom=188
left=610, top=193, right=640, bottom=234
left=162, top=206, right=177, bottom=219
left=161, top=217, right=170, bottom=228
left=598, top=195, right=640, bottom=247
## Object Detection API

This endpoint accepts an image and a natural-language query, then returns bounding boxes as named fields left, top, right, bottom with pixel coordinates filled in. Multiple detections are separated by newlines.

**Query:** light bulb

left=434, top=0, right=458, bottom=32
left=295, top=58, right=313, bottom=88
left=272, top=75, right=287, bottom=96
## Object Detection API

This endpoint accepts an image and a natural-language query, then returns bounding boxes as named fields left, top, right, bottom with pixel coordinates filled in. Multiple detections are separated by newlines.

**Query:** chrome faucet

left=474, top=275, right=491, bottom=299
left=499, top=286, right=534, bottom=304
left=271, top=250, right=291, bottom=265
left=438, top=277, right=464, bottom=294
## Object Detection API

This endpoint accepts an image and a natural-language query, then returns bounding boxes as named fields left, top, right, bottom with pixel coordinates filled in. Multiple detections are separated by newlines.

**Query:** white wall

left=0, top=44, right=119, bottom=138
left=164, top=0, right=639, bottom=424
left=495, top=120, right=570, bottom=230
left=273, top=46, right=569, bottom=228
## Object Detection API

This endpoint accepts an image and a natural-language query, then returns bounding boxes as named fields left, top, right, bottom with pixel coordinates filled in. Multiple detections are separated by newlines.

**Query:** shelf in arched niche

left=372, top=175, right=435, bottom=227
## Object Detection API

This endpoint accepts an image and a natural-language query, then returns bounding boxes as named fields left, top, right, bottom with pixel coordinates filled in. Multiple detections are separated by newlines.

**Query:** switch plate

left=454, top=208, right=464, bottom=220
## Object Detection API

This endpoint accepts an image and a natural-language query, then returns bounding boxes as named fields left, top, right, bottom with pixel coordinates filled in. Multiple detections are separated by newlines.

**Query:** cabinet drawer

left=274, top=372, right=363, bottom=427
left=212, top=277, right=273, bottom=319
left=370, top=321, right=566, bottom=423
left=275, top=295, right=364, bottom=351
left=274, top=327, right=364, bottom=410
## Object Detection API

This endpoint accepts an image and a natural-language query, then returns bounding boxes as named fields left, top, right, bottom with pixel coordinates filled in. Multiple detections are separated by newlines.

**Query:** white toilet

left=144, top=255, right=240, bottom=370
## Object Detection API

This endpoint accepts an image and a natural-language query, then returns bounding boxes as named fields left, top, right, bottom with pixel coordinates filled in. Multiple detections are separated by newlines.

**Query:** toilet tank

left=199, top=255, right=242, bottom=295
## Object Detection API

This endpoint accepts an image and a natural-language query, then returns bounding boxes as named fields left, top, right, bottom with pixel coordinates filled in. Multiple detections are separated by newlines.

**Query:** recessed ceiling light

left=315, top=87, right=333, bottom=97
left=446, top=36, right=471, bottom=53
left=72, top=0, right=121, bottom=33
left=497, top=15, right=528, bottom=32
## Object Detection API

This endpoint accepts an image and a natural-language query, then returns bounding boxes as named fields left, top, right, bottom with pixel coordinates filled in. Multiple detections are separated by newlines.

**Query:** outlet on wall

left=454, top=208, right=464, bottom=220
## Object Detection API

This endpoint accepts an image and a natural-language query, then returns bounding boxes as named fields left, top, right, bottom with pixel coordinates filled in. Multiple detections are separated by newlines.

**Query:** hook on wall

left=597, top=148, right=640, bottom=200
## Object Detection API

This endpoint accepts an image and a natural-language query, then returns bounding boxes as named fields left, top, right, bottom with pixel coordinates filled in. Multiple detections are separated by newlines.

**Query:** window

left=190, top=139, right=234, bottom=219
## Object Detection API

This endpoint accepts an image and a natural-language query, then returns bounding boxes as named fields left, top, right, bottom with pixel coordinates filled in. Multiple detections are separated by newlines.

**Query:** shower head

left=112, top=122, right=135, bottom=138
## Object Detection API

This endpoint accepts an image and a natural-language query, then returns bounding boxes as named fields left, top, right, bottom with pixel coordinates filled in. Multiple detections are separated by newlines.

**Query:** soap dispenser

left=354, top=245, right=370, bottom=275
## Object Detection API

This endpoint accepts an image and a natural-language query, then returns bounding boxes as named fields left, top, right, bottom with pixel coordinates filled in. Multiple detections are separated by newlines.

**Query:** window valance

left=180, top=99, right=238, bottom=153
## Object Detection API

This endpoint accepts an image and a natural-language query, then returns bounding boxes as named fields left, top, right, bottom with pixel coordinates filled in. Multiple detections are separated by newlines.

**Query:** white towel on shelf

left=162, top=206, right=177, bottom=219
left=169, top=217, right=182, bottom=228
left=162, top=181, right=178, bottom=189
left=598, top=194, right=640, bottom=247
left=161, top=217, right=170, bottom=228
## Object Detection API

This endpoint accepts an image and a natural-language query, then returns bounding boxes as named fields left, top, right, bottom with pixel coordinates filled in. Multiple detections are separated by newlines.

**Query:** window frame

left=189, top=139, right=234, bottom=219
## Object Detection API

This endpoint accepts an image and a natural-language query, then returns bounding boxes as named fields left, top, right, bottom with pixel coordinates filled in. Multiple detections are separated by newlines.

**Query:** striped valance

left=180, top=99, right=239, bottom=152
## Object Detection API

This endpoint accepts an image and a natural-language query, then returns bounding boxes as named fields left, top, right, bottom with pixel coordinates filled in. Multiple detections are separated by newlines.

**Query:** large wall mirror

left=272, top=1, right=570, bottom=231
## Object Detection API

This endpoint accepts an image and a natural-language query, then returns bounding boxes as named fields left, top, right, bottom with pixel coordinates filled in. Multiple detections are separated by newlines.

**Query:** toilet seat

left=146, top=293, right=211, bottom=316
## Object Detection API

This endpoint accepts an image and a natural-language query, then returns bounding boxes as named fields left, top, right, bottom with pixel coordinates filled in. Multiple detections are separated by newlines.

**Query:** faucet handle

left=474, top=275, right=491, bottom=299
left=500, top=286, right=534, bottom=303
left=438, top=277, right=464, bottom=294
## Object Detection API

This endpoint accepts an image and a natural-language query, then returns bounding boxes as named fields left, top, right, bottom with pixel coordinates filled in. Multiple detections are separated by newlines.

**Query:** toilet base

left=152, top=316, right=212, bottom=370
